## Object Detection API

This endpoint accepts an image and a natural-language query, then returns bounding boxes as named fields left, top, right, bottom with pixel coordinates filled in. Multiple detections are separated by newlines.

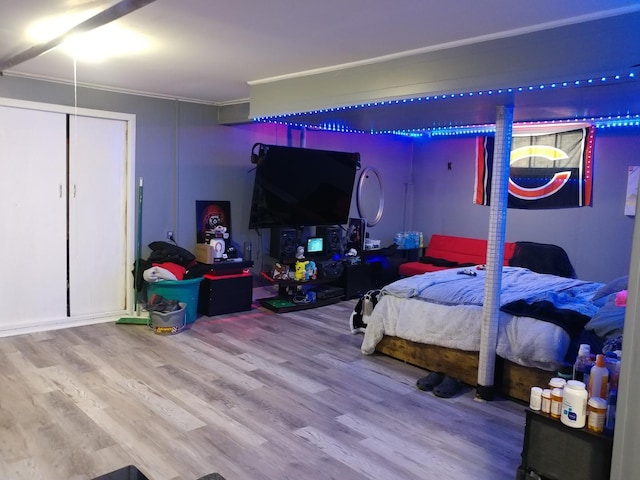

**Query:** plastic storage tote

left=146, top=277, right=204, bottom=324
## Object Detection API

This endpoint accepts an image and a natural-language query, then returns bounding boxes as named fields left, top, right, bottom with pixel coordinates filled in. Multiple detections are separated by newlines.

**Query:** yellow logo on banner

left=509, top=145, right=571, bottom=200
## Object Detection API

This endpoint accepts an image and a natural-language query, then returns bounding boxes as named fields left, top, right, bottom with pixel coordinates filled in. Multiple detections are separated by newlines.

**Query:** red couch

left=398, top=234, right=516, bottom=277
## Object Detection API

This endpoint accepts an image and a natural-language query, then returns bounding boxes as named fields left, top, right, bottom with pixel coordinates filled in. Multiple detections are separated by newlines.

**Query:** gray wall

left=0, top=75, right=414, bottom=272
left=410, top=133, right=638, bottom=283
left=2, top=74, right=636, bottom=282
left=4, top=73, right=640, bottom=478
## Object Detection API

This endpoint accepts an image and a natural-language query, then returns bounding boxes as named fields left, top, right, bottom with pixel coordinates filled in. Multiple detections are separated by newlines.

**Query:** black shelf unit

left=258, top=270, right=345, bottom=313
left=517, top=408, right=613, bottom=480
left=258, top=295, right=342, bottom=313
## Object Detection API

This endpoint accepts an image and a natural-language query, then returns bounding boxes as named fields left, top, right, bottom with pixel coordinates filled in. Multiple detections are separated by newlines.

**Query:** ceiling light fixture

left=0, top=0, right=156, bottom=73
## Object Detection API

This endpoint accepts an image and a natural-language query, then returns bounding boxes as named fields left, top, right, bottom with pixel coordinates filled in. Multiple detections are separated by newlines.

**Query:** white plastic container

left=529, top=386, right=542, bottom=411
left=561, top=380, right=588, bottom=428
left=573, top=344, right=591, bottom=382
left=588, top=354, right=609, bottom=400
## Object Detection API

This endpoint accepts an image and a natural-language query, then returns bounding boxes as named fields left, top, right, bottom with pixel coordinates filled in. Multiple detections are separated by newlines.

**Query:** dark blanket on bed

left=501, top=299, right=604, bottom=362
left=501, top=299, right=589, bottom=340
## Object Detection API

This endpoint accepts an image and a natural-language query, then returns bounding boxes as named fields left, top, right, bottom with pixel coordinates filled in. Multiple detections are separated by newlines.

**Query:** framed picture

left=196, top=200, right=231, bottom=247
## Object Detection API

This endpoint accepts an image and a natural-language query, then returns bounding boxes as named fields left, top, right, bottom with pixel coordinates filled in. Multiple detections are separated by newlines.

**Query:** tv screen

left=306, top=236, right=324, bottom=255
left=248, top=144, right=360, bottom=229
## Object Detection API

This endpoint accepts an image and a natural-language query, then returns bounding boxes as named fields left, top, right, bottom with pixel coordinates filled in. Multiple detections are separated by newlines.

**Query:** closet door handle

left=59, top=185, right=63, bottom=198
left=73, top=184, right=77, bottom=198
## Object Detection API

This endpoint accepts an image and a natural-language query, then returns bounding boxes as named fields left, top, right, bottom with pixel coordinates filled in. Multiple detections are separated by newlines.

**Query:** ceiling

left=2, top=0, right=640, bottom=132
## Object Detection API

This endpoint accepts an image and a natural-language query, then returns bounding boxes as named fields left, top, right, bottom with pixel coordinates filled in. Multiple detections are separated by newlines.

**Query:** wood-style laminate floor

left=0, top=297, right=527, bottom=480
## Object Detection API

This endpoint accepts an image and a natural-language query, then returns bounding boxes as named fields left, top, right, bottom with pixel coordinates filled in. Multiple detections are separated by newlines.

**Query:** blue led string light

left=253, top=72, right=639, bottom=137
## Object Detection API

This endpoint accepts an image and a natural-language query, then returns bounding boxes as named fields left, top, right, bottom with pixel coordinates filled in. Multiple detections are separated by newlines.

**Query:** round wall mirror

left=356, top=167, right=384, bottom=227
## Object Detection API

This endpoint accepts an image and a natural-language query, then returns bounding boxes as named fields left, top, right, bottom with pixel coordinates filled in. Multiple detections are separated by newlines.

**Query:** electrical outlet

left=166, top=231, right=174, bottom=240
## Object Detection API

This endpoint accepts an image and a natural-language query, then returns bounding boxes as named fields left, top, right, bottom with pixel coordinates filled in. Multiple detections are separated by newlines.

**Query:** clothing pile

left=133, top=241, right=210, bottom=299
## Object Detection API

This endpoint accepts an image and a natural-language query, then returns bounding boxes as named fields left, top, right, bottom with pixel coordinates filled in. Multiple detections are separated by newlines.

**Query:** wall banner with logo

left=474, top=126, right=595, bottom=209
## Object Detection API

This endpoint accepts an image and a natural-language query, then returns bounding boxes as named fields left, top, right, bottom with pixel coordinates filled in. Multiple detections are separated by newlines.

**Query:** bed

left=360, top=265, right=604, bottom=402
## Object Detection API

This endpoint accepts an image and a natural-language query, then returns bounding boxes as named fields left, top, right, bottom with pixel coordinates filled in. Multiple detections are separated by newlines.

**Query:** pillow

left=592, top=275, right=628, bottom=304
left=584, top=295, right=626, bottom=339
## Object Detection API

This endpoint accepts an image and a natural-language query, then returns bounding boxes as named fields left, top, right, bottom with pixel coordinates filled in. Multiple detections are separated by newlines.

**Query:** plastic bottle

left=606, top=390, right=617, bottom=432
left=561, top=380, right=588, bottom=428
left=529, top=386, right=542, bottom=411
left=541, top=389, right=552, bottom=414
left=604, top=354, right=620, bottom=392
left=583, top=362, right=593, bottom=389
left=588, top=397, right=608, bottom=433
left=549, top=377, right=566, bottom=391
left=558, top=362, right=573, bottom=382
left=588, top=354, right=609, bottom=400
left=550, top=388, right=564, bottom=419
left=573, top=344, right=591, bottom=382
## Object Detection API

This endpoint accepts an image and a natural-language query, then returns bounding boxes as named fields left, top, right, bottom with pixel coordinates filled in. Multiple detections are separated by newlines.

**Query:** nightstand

left=517, top=408, right=613, bottom=480
left=197, top=272, right=253, bottom=316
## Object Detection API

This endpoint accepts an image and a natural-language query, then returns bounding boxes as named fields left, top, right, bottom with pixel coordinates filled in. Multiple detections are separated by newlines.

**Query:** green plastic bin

left=146, top=277, right=204, bottom=324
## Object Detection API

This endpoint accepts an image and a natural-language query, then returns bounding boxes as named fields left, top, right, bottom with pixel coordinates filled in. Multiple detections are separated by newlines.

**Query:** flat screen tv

left=248, top=144, right=360, bottom=229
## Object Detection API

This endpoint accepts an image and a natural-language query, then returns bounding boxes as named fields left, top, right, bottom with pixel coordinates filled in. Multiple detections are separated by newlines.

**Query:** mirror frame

left=356, top=166, right=384, bottom=227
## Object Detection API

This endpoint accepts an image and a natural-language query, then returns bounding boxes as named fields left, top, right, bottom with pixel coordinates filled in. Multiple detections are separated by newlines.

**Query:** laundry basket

left=146, top=277, right=204, bottom=324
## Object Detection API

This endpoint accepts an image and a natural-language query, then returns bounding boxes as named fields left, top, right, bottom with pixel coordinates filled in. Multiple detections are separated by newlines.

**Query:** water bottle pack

left=393, top=231, right=423, bottom=249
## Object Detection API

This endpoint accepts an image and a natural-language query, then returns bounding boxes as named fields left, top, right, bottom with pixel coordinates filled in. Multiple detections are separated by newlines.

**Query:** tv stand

left=258, top=271, right=344, bottom=313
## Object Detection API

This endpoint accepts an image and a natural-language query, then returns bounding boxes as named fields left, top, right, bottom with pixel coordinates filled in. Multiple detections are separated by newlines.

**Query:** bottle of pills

left=541, top=389, right=552, bottom=414
left=561, top=380, right=588, bottom=428
left=550, top=388, right=564, bottom=419
left=549, top=377, right=566, bottom=391
left=529, top=386, right=542, bottom=411
left=588, top=397, right=608, bottom=433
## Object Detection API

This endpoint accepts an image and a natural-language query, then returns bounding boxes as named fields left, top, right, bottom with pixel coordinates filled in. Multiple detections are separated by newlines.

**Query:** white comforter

left=361, top=266, right=603, bottom=370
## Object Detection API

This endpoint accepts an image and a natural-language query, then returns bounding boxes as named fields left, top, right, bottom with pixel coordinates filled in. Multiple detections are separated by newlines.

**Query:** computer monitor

left=306, top=236, right=324, bottom=256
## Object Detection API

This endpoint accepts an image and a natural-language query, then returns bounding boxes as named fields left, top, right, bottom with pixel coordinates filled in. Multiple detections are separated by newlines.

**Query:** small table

left=92, top=465, right=149, bottom=480
left=517, top=408, right=613, bottom=480
left=198, top=272, right=253, bottom=316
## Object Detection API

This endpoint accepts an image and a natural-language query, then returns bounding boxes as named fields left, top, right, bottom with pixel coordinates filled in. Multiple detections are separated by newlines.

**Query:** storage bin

left=149, top=302, right=187, bottom=334
left=146, top=277, right=204, bottom=324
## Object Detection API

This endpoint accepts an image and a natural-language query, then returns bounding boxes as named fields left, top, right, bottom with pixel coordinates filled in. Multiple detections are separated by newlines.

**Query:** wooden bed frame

left=375, top=335, right=553, bottom=403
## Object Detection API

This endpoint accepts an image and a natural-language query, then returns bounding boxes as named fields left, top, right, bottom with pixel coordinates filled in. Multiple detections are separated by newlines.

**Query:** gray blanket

left=382, top=266, right=602, bottom=318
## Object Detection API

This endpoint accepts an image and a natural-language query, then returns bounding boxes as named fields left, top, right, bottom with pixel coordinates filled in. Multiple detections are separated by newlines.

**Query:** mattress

left=360, top=266, right=603, bottom=371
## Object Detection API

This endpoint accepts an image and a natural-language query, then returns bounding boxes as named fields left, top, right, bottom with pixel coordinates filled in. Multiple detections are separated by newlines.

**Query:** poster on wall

left=625, top=166, right=639, bottom=216
left=196, top=200, right=231, bottom=247
left=474, top=126, right=595, bottom=209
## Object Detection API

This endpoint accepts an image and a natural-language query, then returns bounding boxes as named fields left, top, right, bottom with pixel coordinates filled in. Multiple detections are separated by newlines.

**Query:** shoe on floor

left=416, top=371, right=445, bottom=391
left=432, top=375, right=463, bottom=398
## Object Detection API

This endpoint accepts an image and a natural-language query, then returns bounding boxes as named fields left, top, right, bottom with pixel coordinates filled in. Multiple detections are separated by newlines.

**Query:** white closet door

left=68, top=115, right=127, bottom=316
left=0, top=106, right=67, bottom=324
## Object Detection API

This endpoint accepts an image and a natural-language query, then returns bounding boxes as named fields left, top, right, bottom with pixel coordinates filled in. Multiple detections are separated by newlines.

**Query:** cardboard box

left=195, top=243, right=215, bottom=264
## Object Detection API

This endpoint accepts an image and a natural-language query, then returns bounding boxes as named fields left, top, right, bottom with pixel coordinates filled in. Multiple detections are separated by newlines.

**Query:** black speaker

left=317, top=226, right=342, bottom=256
left=317, top=259, right=344, bottom=279
left=270, top=228, right=298, bottom=259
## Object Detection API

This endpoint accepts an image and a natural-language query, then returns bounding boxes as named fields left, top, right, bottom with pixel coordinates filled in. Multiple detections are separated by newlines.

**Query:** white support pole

left=477, top=104, right=513, bottom=400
